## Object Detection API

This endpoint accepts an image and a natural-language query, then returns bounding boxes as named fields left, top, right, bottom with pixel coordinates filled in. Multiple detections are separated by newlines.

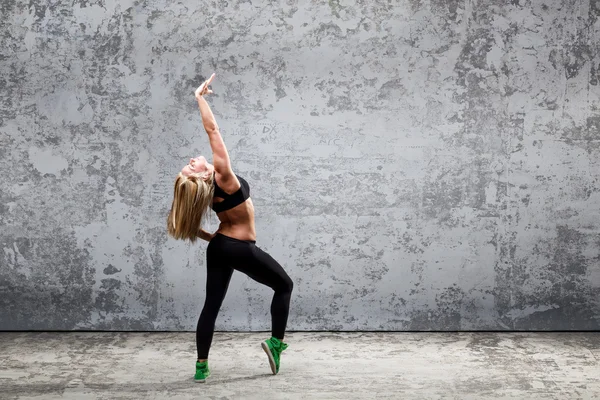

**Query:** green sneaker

left=194, top=361, right=210, bottom=383
left=261, top=337, right=289, bottom=375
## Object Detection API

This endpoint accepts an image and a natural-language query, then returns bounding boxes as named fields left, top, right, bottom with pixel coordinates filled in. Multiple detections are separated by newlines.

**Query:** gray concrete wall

left=1, top=0, right=599, bottom=331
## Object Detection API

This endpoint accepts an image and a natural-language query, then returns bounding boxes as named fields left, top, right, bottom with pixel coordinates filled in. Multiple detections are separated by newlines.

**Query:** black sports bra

left=212, top=174, right=250, bottom=213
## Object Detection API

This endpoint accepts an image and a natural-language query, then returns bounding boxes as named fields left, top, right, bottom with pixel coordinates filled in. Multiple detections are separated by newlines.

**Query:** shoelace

left=271, top=340, right=288, bottom=352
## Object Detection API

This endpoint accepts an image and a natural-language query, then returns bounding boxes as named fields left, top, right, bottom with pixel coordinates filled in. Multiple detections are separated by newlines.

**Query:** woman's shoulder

left=214, top=171, right=241, bottom=194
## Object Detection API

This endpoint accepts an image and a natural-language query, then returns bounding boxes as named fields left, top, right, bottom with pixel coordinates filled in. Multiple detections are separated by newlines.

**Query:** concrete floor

left=0, top=332, right=599, bottom=399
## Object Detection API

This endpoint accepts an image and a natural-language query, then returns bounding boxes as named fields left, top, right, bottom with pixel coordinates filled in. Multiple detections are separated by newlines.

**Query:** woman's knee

left=280, top=274, right=293, bottom=293
left=200, top=299, right=223, bottom=319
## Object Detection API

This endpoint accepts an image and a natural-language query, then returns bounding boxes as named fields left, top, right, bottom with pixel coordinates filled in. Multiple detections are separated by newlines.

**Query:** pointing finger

left=206, top=73, right=215, bottom=86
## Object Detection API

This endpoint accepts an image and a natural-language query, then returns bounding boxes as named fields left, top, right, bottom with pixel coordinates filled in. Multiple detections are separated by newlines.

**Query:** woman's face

left=181, top=155, right=214, bottom=178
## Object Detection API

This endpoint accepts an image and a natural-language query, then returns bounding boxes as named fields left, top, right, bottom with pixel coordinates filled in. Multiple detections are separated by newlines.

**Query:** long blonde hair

left=167, top=172, right=214, bottom=243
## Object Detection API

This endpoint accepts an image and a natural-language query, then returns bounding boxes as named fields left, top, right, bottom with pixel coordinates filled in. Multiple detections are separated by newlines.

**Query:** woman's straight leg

left=196, top=240, right=234, bottom=360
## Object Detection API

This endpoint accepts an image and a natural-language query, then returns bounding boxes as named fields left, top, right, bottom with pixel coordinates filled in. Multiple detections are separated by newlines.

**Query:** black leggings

left=196, top=233, right=293, bottom=359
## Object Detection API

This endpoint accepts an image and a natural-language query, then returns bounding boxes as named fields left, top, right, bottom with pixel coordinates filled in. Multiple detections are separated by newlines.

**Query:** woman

left=167, top=73, right=294, bottom=382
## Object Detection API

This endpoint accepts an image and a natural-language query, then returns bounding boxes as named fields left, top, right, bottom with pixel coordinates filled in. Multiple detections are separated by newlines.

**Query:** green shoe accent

left=194, top=361, right=211, bottom=382
left=261, top=336, right=289, bottom=374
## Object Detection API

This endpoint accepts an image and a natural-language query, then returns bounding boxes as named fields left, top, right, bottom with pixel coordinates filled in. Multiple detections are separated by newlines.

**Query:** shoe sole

left=261, top=342, right=277, bottom=375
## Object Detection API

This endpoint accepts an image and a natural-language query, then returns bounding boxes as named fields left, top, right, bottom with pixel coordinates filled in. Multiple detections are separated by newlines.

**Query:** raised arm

left=195, top=74, right=233, bottom=179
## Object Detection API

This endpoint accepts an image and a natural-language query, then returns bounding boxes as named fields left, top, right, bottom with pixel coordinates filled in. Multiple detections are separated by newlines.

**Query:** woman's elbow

left=204, top=125, right=219, bottom=135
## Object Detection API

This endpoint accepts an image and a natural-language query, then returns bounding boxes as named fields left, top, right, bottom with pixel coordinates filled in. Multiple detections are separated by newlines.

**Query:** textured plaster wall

left=1, top=0, right=599, bottom=331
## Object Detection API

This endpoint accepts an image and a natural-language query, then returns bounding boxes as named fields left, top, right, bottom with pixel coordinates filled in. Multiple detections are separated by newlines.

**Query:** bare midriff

left=214, top=198, right=256, bottom=241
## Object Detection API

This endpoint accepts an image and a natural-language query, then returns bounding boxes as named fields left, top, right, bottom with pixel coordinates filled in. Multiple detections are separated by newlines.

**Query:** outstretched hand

left=195, top=73, right=215, bottom=99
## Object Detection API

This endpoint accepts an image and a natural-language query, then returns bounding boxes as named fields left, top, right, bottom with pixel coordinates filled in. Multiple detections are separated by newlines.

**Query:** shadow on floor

left=1, top=372, right=277, bottom=396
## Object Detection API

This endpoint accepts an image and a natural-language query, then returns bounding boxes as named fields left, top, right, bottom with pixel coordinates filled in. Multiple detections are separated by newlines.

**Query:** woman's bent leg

left=236, top=245, right=293, bottom=340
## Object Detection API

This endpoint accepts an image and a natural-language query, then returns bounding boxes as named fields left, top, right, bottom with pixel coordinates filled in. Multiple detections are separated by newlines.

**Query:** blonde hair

left=167, top=172, right=214, bottom=243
